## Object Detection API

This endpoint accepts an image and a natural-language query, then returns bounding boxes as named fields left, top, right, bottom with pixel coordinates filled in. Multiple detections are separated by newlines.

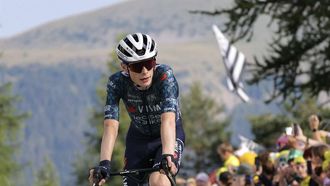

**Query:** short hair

left=218, top=142, right=234, bottom=153
left=219, top=171, right=233, bottom=185
left=310, top=144, right=329, bottom=161
left=309, top=114, right=318, bottom=122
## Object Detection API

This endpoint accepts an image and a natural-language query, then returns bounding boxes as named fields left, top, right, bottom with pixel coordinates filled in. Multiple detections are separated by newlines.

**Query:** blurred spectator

left=176, top=177, right=187, bottom=186
left=275, top=150, right=290, bottom=169
left=323, top=151, right=330, bottom=185
left=293, top=156, right=314, bottom=185
left=288, top=149, right=303, bottom=163
left=217, top=142, right=240, bottom=172
left=309, top=144, right=329, bottom=167
left=288, top=122, right=327, bottom=148
left=276, top=135, right=290, bottom=151
left=239, top=151, right=257, bottom=167
left=196, top=172, right=211, bottom=186
left=309, top=114, right=330, bottom=143
left=255, top=152, right=276, bottom=186
left=232, top=163, right=254, bottom=186
left=212, top=142, right=240, bottom=185
left=218, top=171, right=233, bottom=186
left=199, top=117, right=330, bottom=186
left=186, top=177, right=197, bottom=186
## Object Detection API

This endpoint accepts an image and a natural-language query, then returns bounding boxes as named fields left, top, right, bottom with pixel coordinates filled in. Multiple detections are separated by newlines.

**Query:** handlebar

left=92, top=166, right=176, bottom=186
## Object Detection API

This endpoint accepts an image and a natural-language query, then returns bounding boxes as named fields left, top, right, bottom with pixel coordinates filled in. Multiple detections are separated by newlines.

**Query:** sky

left=0, top=0, right=122, bottom=38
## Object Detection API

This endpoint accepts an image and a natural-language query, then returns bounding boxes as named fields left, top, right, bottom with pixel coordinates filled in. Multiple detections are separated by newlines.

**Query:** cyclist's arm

left=157, top=65, right=179, bottom=174
left=101, top=74, right=122, bottom=161
left=100, top=119, right=119, bottom=161
left=161, top=112, right=176, bottom=155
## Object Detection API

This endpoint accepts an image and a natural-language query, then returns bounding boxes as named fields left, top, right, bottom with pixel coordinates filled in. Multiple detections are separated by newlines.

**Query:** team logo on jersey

left=160, top=73, right=168, bottom=81
left=127, top=106, right=136, bottom=113
left=108, top=80, right=116, bottom=89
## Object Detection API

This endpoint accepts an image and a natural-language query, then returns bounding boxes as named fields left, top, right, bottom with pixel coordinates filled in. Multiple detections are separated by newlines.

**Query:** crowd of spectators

left=176, top=114, right=330, bottom=186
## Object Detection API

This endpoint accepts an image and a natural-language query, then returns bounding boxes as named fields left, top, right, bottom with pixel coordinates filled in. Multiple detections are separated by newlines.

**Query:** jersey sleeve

left=104, top=73, right=121, bottom=121
left=158, top=66, right=179, bottom=113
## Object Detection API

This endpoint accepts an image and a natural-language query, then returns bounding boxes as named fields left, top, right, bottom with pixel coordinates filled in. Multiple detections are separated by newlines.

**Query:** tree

left=34, top=157, right=60, bottom=186
left=249, top=113, right=291, bottom=148
left=181, top=82, right=230, bottom=173
left=73, top=34, right=129, bottom=186
left=0, top=83, right=28, bottom=185
left=193, top=1, right=330, bottom=104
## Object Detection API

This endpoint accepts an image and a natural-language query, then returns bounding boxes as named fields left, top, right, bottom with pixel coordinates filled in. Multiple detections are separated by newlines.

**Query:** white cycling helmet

left=116, top=33, right=157, bottom=64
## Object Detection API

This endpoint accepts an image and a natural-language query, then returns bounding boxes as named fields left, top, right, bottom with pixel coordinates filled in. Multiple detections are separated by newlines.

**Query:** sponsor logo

left=127, top=94, right=140, bottom=99
left=127, top=98, right=142, bottom=103
left=137, top=104, right=161, bottom=113
left=133, top=115, right=148, bottom=125
left=164, top=107, right=176, bottom=112
left=148, top=114, right=161, bottom=125
left=133, top=114, right=161, bottom=125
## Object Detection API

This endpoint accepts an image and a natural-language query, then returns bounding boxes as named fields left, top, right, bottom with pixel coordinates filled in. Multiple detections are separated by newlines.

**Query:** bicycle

left=92, top=159, right=176, bottom=186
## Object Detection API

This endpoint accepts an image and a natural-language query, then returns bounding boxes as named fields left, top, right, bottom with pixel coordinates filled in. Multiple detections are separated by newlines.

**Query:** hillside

left=0, top=0, right=224, bottom=49
left=0, top=0, right=274, bottom=185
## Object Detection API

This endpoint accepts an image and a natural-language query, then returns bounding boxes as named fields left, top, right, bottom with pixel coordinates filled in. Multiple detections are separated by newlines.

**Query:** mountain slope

left=0, top=0, right=224, bottom=49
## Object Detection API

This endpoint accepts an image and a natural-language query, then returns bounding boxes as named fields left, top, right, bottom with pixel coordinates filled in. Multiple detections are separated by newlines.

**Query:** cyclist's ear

left=121, top=62, right=128, bottom=73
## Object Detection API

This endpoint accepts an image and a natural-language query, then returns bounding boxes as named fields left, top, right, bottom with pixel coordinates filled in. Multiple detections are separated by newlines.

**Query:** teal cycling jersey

left=104, top=64, right=182, bottom=136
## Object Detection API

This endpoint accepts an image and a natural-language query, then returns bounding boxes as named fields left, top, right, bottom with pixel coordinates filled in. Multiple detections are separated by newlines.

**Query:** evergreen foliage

left=181, top=82, right=230, bottom=172
left=34, top=157, right=60, bottom=186
left=0, top=83, right=27, bottom=185
left=194, top=1, right=330, bottom=104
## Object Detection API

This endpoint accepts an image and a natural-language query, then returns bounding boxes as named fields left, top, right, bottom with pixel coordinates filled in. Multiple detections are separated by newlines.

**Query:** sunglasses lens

left=129, top=59, right=155, bottom=73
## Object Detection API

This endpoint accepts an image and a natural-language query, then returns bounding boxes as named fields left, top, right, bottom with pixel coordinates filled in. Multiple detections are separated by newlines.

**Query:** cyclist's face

left=127, top=59, right=156, bottom=89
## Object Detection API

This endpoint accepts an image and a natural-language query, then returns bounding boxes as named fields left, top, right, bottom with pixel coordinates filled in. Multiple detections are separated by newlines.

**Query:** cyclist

left=89, top=33, right=185, bottom=186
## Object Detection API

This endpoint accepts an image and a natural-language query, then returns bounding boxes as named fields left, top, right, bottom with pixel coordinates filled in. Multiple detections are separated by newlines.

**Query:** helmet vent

left=124, top=38, right=139, bottom=53
left=150, top=40, right=155, bottom=52
left=143, top=35, right=148, bottom=47
left=132, top=34, right=139, bottom=42
left=124, top=38, right=133, bottom=49
left=118, top=45, right=132, bottom=57
left=136, top=48, right=146, bottom=56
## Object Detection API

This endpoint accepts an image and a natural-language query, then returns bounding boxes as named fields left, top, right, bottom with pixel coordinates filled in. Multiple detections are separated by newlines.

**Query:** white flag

left=212, top=24, right=250, bottom=102
left=234, top=135, right=265, bottom=156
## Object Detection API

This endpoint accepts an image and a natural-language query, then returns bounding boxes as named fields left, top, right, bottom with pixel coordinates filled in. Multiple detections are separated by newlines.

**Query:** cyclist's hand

left=161, top=154, right=177, bottom=175
left=89, top=160, right=111, bottom=186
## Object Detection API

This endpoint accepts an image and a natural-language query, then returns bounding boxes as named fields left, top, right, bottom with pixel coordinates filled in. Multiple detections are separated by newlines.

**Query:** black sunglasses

left=128, top=59, right=156, bottom=73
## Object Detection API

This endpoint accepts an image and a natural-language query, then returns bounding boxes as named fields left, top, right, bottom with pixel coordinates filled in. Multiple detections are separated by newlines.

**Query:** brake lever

left=161, top=158, right=176, bottom=186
